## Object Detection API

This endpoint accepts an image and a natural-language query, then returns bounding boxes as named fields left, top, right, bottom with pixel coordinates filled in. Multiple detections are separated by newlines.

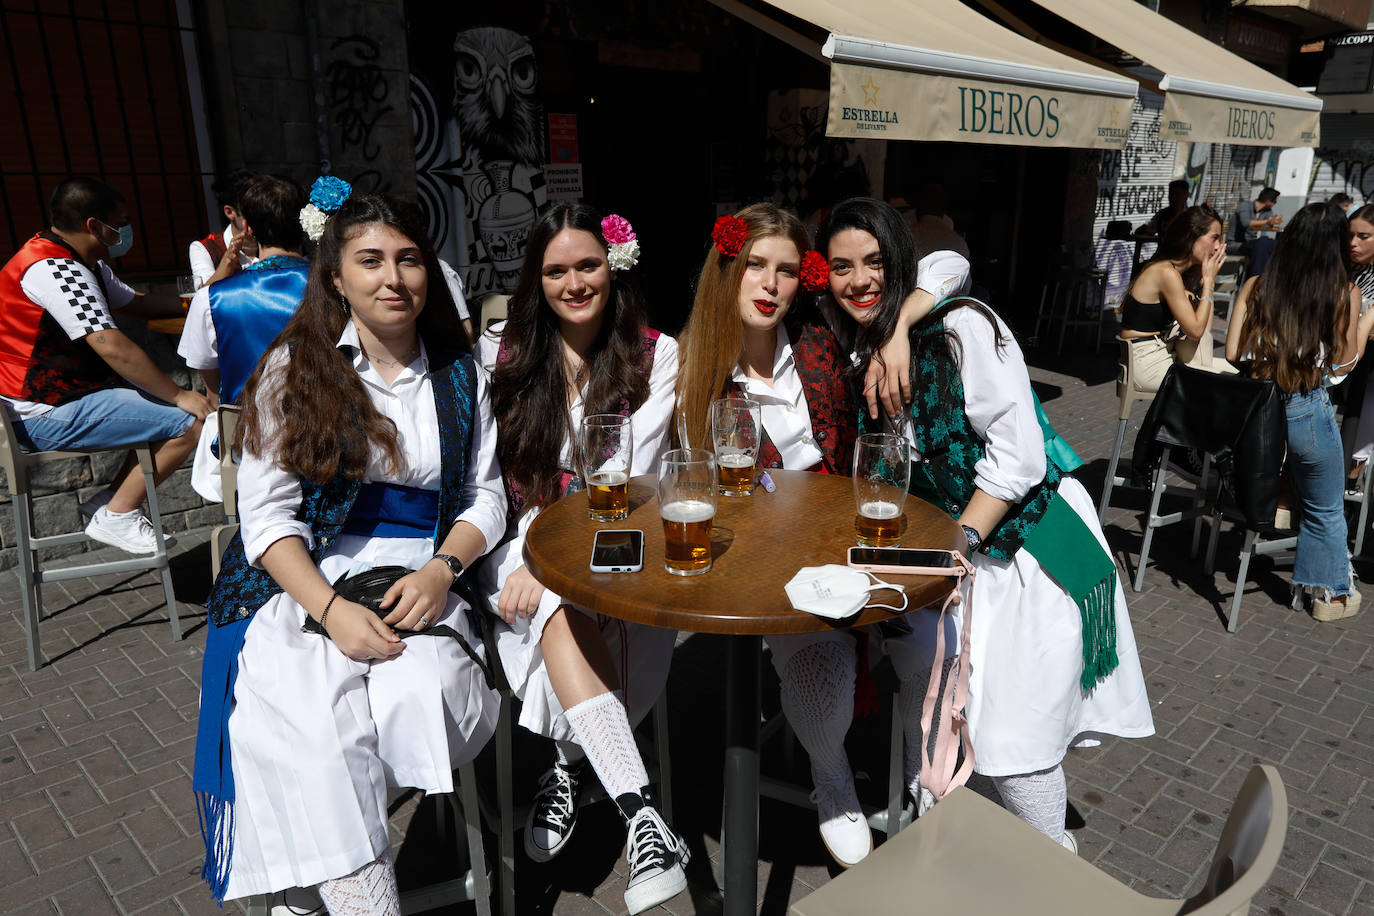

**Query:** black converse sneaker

left=524, top=759, right=585, bottom=862
left=617, top=789, right=690, bottom=915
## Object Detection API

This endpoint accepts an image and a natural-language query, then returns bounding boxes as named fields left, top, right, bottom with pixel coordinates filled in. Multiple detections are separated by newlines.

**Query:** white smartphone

left=847, top=546, right=962, bottom=576
left=590, top=529, right=645, bottom=573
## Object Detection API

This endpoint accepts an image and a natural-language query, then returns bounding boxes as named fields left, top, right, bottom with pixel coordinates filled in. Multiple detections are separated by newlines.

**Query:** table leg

left=723, top=634, right=761, bottom=916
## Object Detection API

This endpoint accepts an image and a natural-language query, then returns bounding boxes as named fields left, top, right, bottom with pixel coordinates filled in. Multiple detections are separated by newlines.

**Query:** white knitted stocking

left=317, top=847, right=400, bottom=916
left=992, top=765, right=1067, bottom=842
left=779, top=641, right=855, bottom=788
left=564, top=690, right=649, bottom=800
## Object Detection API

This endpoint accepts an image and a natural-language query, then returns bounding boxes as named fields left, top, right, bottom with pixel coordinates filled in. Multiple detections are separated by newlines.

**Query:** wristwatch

left=961, top=525, right=983, bottom=554
left=431, top=553, right=464, bottom=586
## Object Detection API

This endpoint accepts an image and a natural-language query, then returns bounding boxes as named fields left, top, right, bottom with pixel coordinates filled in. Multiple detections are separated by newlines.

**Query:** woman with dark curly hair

left=475, top=203, right=688, bottom=915
left=193, top=194, right=506, bottom=913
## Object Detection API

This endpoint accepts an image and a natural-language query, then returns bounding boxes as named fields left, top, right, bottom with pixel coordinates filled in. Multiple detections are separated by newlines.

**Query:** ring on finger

left=418, top=615, right=430, bottom=627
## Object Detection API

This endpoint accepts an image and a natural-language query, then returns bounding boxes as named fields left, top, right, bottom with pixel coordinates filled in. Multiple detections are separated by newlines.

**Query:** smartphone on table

left=590, top=529, right=645, bottom=573
left=847, top=546, right=961, bottom=576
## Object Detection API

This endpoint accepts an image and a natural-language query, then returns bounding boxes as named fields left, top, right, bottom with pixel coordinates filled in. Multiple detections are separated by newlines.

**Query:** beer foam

left=661, top=499, right=716, bottom=523
left=859, top=500, right=902, bottom=519
left=718, top=452, right=755, bottom=469
left=588, top=470, right=629, bottom=486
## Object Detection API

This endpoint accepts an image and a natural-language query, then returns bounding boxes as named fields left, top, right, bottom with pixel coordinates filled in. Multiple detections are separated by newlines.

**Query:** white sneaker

left=618, top=792, right=689, bottom=915
left=811, top=780, right=872, bottom=867
left=78, top=490, right=113, bottom=517
left=85, top=507, right=174, bottom=554
left=1060, top=830, right=1079, bottom=855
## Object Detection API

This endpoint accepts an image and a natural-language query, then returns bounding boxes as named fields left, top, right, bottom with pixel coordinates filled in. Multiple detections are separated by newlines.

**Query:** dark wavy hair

left=490, top=203, right=651, bottom=510
left=1237, top=202, right=1352, bottom=393
left=238, top=194, right=467, bottom=483
left=1141, top=204, right=1222, bottom=299
left=818, top=197, right=1002, bottom=407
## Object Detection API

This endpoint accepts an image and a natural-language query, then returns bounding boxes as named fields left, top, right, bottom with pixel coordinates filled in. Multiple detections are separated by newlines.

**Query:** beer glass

left=177, top=275, right=196, bottom=310
left=578, top=414, right=632, bottom=522
left=711, top=397, right=761, bottom=496
left=852, top=433, right=910, bottom=546
left=658, top=448, right=717, bottom=576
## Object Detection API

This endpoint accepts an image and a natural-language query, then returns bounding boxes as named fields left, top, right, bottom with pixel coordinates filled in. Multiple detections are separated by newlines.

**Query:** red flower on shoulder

left=800, top=250, right=830, bottom=291
left=711, top=215, right=748, bottom=258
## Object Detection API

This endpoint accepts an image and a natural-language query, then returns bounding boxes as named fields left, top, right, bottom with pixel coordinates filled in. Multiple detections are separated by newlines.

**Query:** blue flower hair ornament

left=300, top=176, right=353, bottom=242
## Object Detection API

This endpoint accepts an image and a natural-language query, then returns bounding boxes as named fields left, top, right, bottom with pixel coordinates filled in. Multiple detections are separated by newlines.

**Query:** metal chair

left=1034, top=268, right=1109, bottom=355
left=0, top=408, right=180, bottom=671
left=209, top=405, right=241, bottom=580
left=1345, top=458, right=1373, bottom=557
left=243, top=766, right=493, bottom=916
left=1200, top=502, right=1297, bottom=633
left=1098, top=335, right=1164, bottom=523
left=789, top=764, right=1287, bottom=916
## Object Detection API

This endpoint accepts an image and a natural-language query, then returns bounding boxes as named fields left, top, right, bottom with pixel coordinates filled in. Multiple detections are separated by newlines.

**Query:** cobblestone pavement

left=2, top=337, right=1372, bottom=915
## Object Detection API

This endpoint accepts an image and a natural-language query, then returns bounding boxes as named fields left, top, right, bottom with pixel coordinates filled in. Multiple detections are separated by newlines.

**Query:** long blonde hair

left=675, top=203, right=812, bottom=445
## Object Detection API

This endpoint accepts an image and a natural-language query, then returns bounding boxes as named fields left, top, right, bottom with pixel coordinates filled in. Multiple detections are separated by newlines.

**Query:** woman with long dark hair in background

left=1118, top=204, right=1228, bottom=392
left=819, top=197, right=1154, bottom=850
left=476, top=203, right=688, bottom=914
left=193, top=194, right=506, bottom=913
left=1227, top=202, right=1374, bottom=621
left=1338, top=203, right=1374, bottom=485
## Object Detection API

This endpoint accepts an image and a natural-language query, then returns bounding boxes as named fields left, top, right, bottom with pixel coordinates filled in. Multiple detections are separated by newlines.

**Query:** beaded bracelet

left=319, top=592, right=340, bottom=632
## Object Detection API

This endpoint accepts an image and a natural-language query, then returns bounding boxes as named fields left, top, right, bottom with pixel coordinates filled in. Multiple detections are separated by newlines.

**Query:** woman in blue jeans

left=1227, top=202, right=1374, bottom=621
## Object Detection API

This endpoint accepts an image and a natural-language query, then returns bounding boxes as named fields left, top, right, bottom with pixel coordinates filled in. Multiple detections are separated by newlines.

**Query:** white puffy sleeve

left=235, top=348, right=313, bottom=566
left=452, top=366, right=508, bottom=552
left=945, top=307, right=1046, bottom=503
left=629, top=334, right=679, bottom=475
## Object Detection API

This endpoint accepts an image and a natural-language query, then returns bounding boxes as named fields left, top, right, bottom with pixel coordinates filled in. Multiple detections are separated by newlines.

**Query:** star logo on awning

left=860, top=75, right=880, bottom=106
left=1108, top=105, right=1123, bottom=126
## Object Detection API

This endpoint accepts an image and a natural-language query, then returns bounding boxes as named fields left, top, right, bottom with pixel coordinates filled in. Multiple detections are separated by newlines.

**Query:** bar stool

left=0, top=409, right=180, bottom=671
left=1097, top=335, right=1161, bottom=523
left=1033, top=268, right=1109, bottom=354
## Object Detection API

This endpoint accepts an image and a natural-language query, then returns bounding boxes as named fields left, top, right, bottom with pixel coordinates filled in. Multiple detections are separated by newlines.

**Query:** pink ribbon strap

left=918, top=551, right=977, bottom=806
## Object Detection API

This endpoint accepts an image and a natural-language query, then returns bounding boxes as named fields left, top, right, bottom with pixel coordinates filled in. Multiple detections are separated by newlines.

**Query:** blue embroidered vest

left=208, top=256, right=309, bottom=404
left=901, top=314, right=1064, bottom=561
left=205, top=350, right=479, bottom=625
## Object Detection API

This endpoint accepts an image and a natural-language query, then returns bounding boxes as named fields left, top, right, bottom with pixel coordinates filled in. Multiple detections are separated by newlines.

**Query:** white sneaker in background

left=810, top=779, right=873, bottom=867
left=85, top=507, right=174, bottom=554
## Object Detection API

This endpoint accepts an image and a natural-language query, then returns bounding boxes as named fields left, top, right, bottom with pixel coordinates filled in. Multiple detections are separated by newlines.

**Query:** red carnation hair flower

left=711, top=215, right=748, bottom=258
left=800, top=250, right=830, bottom=291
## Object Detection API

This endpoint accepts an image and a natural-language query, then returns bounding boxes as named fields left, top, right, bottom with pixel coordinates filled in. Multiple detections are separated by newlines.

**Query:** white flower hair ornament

left=601, top=214, right=640, bottom=272
left=298, top=176, right=353, bottom=242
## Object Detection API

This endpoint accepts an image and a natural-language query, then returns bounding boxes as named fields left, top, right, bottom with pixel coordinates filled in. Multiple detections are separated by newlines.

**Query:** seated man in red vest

left=0, top=177, right=214, bottom=553
left=189, top=170, right=260, bottom=289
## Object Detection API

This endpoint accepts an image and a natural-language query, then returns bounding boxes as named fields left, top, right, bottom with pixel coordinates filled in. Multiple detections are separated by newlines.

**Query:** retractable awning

left=1017, top=0, right=1322, bottom=146
left=742, top=0, right=1139, bottom=149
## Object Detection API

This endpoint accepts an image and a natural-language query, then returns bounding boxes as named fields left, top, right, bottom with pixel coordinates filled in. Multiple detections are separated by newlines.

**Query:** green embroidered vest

left=902, top=316, right=1065, bottom=562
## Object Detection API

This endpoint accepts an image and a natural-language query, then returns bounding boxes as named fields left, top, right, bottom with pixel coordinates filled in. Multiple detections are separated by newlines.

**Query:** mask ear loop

left=860, top=571, right=909, bottom=613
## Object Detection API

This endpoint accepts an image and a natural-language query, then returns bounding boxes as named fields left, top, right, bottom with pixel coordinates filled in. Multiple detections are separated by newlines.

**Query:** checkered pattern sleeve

left=20, top=258, right=118, bottom=340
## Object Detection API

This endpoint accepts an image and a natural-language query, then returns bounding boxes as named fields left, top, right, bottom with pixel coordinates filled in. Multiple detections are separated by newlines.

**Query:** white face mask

left=784, top=564, right=909, bottom=620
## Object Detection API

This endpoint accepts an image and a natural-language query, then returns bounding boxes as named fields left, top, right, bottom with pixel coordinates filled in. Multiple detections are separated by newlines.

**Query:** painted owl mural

left=409, top=18, right=549, bottom=300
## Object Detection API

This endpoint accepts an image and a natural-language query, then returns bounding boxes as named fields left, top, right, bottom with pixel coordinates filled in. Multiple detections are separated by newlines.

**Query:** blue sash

left=341, top=482, right=440, bottom=539
left=208, top=258, right=309, bottom=404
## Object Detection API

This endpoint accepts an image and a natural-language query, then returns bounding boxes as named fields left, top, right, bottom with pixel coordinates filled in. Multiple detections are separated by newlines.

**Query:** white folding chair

left=210, top=405, right=242, bottom=580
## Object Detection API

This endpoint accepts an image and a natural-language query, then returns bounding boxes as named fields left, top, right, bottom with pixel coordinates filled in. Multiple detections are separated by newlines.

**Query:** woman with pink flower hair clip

left=474, top=203, right=688, bottom=914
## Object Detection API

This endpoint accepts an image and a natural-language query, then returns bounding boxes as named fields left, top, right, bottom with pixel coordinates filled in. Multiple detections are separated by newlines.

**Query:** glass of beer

left=177, top=275, right=196, bottom=311
left=853, top=433, right=910, bottom=547
left=658, top=448, right=717, bottom=576
left=711, top=397, right=761, bottom=497
left=578, top=414, right=632, bottom=522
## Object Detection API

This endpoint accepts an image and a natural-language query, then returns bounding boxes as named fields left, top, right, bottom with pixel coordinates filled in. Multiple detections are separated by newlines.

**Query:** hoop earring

left=339, top=293, right=351, bottom=315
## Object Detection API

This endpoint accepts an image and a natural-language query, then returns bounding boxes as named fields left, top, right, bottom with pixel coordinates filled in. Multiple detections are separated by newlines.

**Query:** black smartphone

left=590, top=529, right=645, bottom=573
left=846, top=547, right=961, bottom=575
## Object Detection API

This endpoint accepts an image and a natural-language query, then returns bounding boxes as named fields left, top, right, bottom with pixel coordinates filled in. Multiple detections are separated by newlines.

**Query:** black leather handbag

left=301, top=565, right=493, bottom=684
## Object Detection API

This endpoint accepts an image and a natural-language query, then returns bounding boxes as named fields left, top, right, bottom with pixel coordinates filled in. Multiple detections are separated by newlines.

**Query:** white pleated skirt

left=964, top=477, right=1155, bottom=776
left=222, top=533, right=500, bottom=899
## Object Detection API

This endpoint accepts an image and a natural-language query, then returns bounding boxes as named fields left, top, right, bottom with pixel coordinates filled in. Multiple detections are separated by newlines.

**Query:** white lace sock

left=779, top=641, right=855, bottom=788
left=317, top=847, right=400, bottom=916
left=896, top=657, right=956, bottom=799
left=992, top=765, right=1067, bottom=842
left=565, top=690, right=649, bottom=800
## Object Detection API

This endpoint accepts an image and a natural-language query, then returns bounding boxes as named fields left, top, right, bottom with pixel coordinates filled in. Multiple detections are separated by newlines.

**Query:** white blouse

left=237, top=321, right=508, bottom=566
left=474, top=321, right=679, bottom=617
left=730, top=325, right=823, bottom=470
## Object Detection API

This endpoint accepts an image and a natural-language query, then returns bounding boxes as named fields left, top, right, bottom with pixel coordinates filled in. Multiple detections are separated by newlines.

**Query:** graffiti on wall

left=407, top=14, right=549, bottom=299
left=1310, top=150, right=1374, bottom=203
left=326, top=36, right=393, bottom=193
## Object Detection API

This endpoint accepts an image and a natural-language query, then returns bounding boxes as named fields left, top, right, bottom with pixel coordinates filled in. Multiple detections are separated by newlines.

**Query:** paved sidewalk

left=1, top=337, right=1372, bottom=915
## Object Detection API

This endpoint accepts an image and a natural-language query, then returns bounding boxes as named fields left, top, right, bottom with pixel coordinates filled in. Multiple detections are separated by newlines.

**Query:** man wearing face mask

left=0, top=176, right=213, bottom=554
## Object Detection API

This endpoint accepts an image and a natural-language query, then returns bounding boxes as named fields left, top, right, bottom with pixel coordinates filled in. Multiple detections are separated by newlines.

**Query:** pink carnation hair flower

left=601, top=214, right=636, bottom=246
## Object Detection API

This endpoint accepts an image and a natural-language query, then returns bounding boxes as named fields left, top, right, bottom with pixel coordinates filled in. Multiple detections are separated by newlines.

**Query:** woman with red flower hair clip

left=677, top=202, right=937, bottom=870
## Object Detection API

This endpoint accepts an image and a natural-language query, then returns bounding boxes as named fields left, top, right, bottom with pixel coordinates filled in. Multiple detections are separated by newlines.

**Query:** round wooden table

left=525, top=469, right=963, bottom=915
